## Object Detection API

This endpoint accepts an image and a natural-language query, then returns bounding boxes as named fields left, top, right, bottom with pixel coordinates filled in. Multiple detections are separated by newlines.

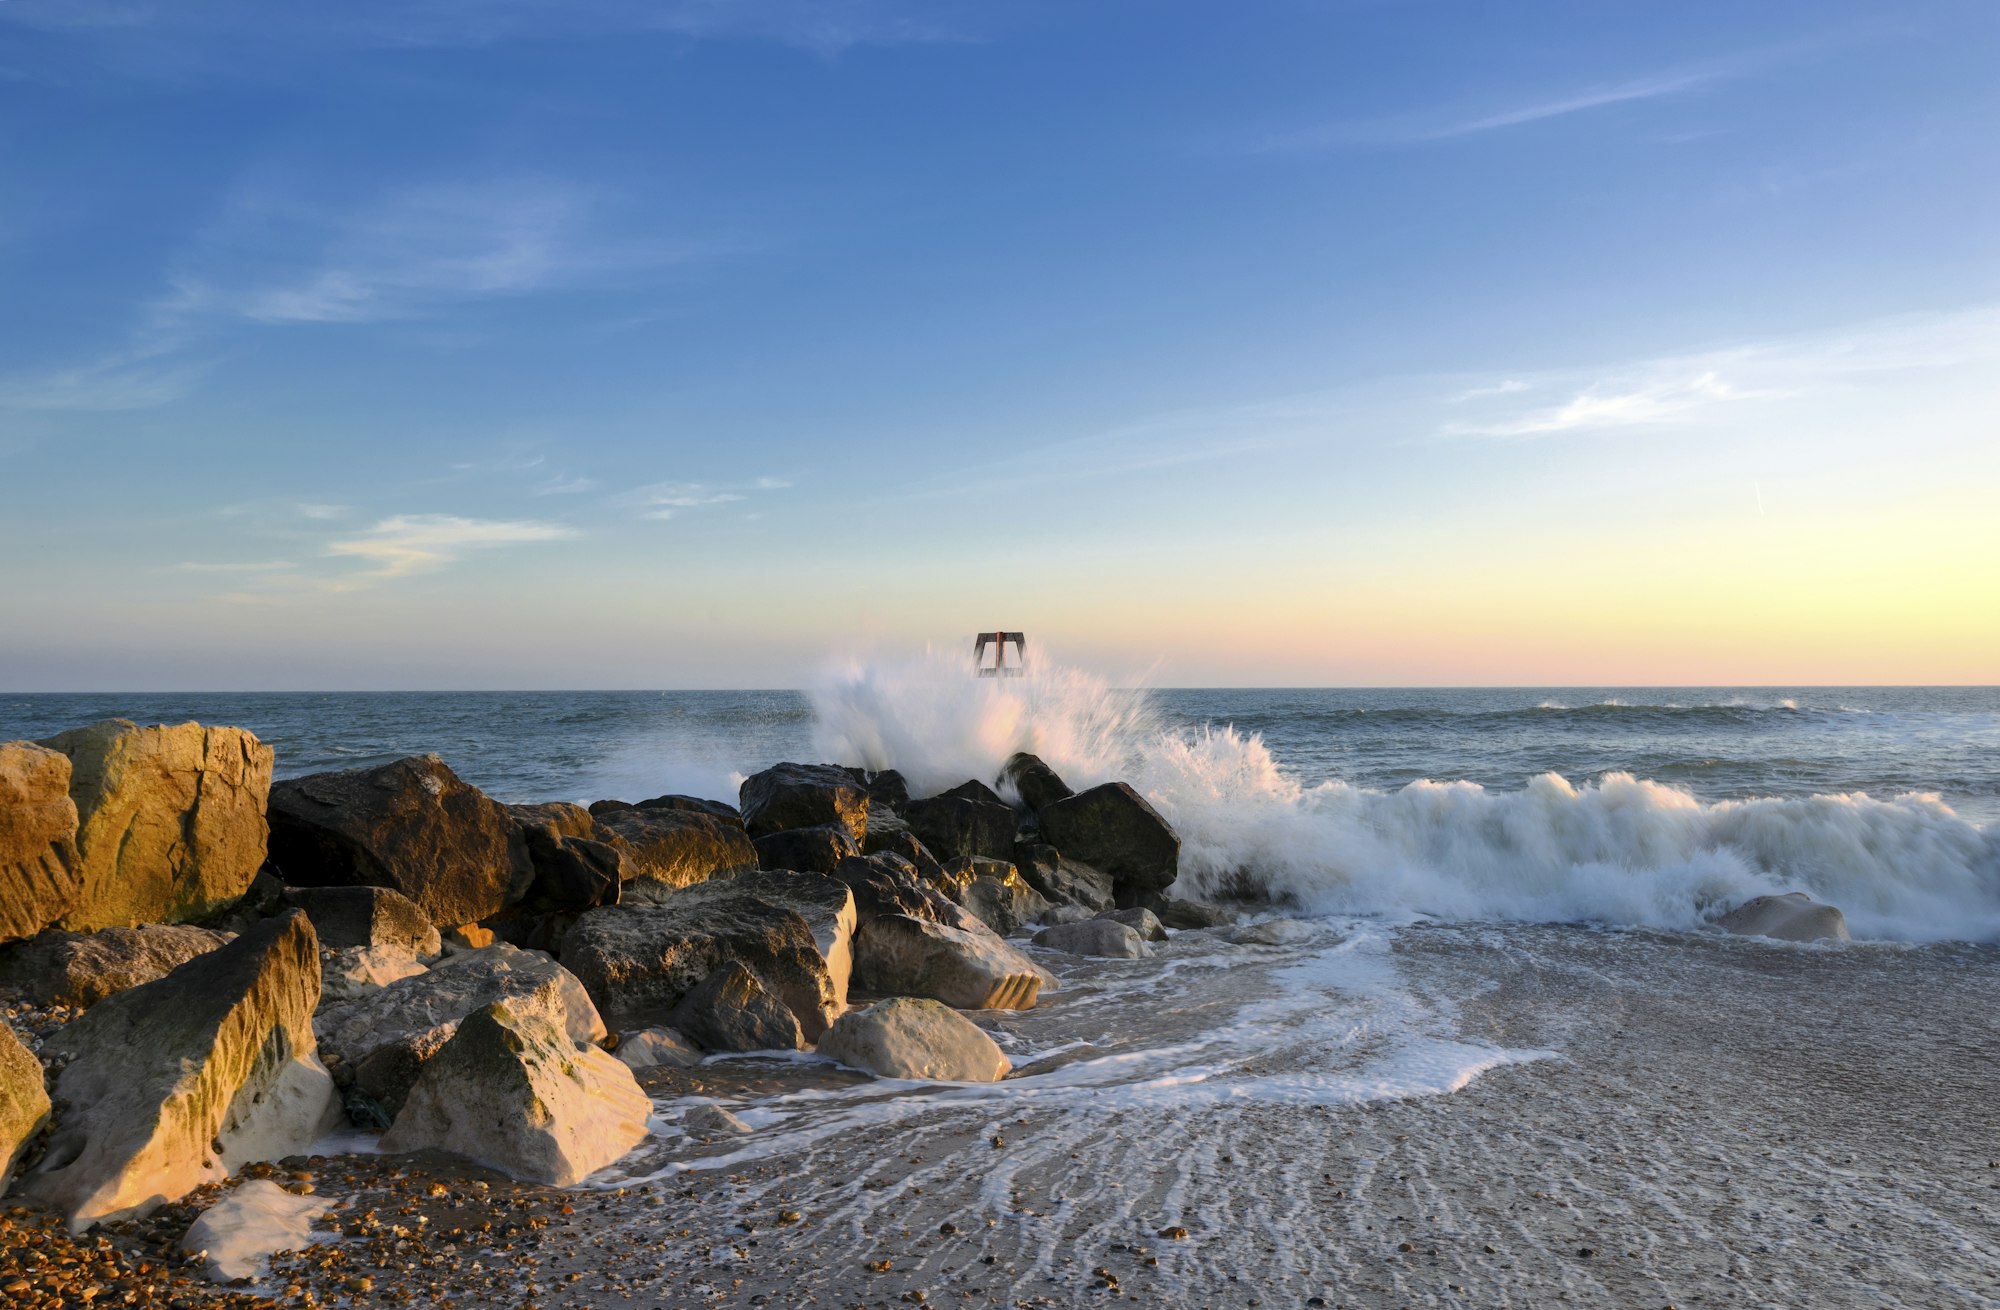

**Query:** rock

left=318, top=945, right=428, bottom=1004
left=684, top=1103, right=752, bottom=1136
left=833, top=853, right=972, bottom=929
left=1038, top=782, right=1179, bottom=896
left=314, top=942, right=605, bottom=1118
left=23, top=910, right=339, bottom=1230
left=1033, top=919, right=1149, bottom=959
left=1038, top=903, right=1097, bottom=925
left=853, top=914, right=1051, bottom=1010
left=594, top=806, right=757, bottom=900
left=613, top=1027, right=703, bottom=1070
left=0, top=924, right=233, bottom=1008
left=0, top=740, right=81, bottom=945
left=849, top=768, right=910, bottom=813
left=182, top=1178, right=331, bottom=1284
left=1716, top=892, right=1851, bottom=943
left=1230, top=919, right=1312, bottom=945
left=36, top=720, right=273, bottom=933
left=739, top=763, right=870, bottom=845
left=902, top=793, right=1016, bottom=862
left=282, top=885, right=442, bottom=957
left=267, top=755, right=532, bottom=929
left=562, top=876, right=852, bottom=1040
left=1001, top=753, right=1073, bottom=812
left=628, top=793, right=744, bottom=824
left=864, top=825, right=946, bottom=883
left=1097, top=907, right=1168, bottom=942
left=379, top=1001, right=649, bottom=1187
left=1013, top=843, right=1115, bottom=912
left=940, top=778, right=1007, bottom=807
left=818, top=997, right=1010, bottom=1082
left=753, top=824, right=860, bottom=875
left=0, top=1021, right=49, bottom=1197
left=443, top=922, right=497, bottom=952
left=671, top=960, right=803, bottom=1052
left=508, top=802, right=623, bottom=914
left=1141, top=892, right=1235, bottom=929
left=947, top=859, right=1052, bottom=937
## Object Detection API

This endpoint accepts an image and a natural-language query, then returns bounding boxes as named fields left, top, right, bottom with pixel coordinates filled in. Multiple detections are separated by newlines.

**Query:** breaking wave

left=809, top=650, right=2000, bottom=943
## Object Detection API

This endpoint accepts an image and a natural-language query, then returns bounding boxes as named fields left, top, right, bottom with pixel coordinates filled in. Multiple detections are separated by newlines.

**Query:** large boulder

left=1037, top=783, right=1180, bottom=896
left=594, top=806, right=757, bottom=900
left=902, top=793, right=1016, bottom=862
left=36, top=720, right=273, bottom=933
left=182, top=1178, right=332, bottom=1285
left=562, top=874, right=854, bottom=1040
left=1715, top=892, right=1851, bottom=943
left=853, top=914, right=1050, bottom=1010
left=267, top=755, right=531, bottom=929
left=833, top=853, right=970, bottom=929
left=1001, top=752, right=1073, bottom=813
left=318, top=944, right=428, bottom=1005
left=1141, top=892, right=1234, bottom=930
left=613, top=1027, right=703, bottom=1070
left=738, top=763, right=869, bottom=845
left=314, top=942, right=605, bottom=1118
left=0, top=1021, right=49, bottom=1197
left=22, top=910, right=339, bottom=1230
left=379, top=1001, right=649, bottom=1187
left=0, top=924, right=232, bottom=1008
left=753, top=824, right=859, bottom=875
left=817, top=996, right=1010, bottom=1082
left=1034, top=919, right=1149, bottom=959
left=0, top=740, right=81, bottom=945
left=508, top=802, right=623, bottom=914
left=1098, top=907, right=1168, bottom=942
left=940, top=778, right=1007, bottom=808
left=1014, top=843, right=1115, bottom=913
left=282, top=884, right=441, bottom=957
left=671, top=960, right=804, bottom=1052
left=592, top=793, right=743, bottom=824
left=848, top=768, right=910, bottom=813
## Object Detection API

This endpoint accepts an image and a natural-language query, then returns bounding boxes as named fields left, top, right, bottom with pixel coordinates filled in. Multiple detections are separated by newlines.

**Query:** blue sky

left=2, top=1, right=1996, bottom=688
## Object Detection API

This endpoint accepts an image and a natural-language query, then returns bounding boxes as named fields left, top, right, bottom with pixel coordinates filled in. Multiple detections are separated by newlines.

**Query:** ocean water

left=6, top=657, right=1998, bottom=943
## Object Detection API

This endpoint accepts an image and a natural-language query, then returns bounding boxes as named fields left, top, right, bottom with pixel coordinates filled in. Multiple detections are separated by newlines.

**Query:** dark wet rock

left=817, top=996, right=1009, bottom=1082
left=1140, top=892, right=1235, bottom=929
left=24, top=911, right=337, bottom=1230
left=1716, top=891, right=1850, bottom=943
left=1039, top=782, right=1180, bottom=896
left=633, top=794, right=744, bottom=824
left=1001, top=752, right=1074, bottom=812
left=0, top=924, right=232, bottom=1008
left=0, top=740, right=81, bottom=945
left=940, top=778, right=1007, bottom=807
left=315, top=942, right=606, bottom=1117
left=282, top=884, right=442, bottom=956
left=267, top=755, right=532, bottom=929
left=508, top=802, right=624, bottom=914
left=1013, top=843, right=1115, bottom=912
left=833, top=853, right=968, bottom=928
left=380, top=1000, right=649, bottom=1187
left=0, top=1019, right=49, bottom=1197
left=671, top=959, right=804, bottom=1052
left=852, top=914, right=1051, bottom=1010
left=853, top=768, right=911, bottom=813
left=561, top=875, right=853, bottom=1040
left=944, top=858, right=1051, bottom=937
left=738, top=763, right=870, bottom=845
left=37, top=720, right=274, bottom=933
left=1033, top=918, right=1149, bottom=959
left=1097, top=906, right=1168, bottom=942
left=593, top=806, right=757, bottom=900
left=902, top=792, right=1016, bottom=862
left=863, top=820, right=945, bottom=878
left=753, top=823, right=860, bottom=875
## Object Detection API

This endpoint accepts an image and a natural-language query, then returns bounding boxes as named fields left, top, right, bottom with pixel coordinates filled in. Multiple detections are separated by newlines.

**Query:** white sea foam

left=808, top=650, right=2000, bottom=942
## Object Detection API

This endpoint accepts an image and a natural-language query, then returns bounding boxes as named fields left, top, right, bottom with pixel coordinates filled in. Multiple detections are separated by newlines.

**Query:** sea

left=6, top=654, right=1997, bottom=944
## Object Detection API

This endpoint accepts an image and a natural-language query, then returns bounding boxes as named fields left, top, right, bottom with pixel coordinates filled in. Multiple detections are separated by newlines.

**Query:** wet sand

left=10, top=922, right=1998, bottom=1308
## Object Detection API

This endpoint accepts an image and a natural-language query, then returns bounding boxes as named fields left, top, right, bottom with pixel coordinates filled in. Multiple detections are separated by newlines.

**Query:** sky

left=1, top=0, right=1996, bottom=689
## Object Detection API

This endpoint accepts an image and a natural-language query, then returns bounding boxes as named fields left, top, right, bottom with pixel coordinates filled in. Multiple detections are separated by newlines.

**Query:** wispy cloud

left=617, top=477, right=790, bottom=521
left=174, top=559, right=297, bottom=574
left=1256, top=58, right=1742, bottom=152
left=324, top=513, right=573, bottom=586
left=536, top=475, right=599, bottom=496
left=1441, top=304, right=2000, bottom=439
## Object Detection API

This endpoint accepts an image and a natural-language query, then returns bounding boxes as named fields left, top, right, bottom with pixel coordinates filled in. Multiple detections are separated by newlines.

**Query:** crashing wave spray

left=808, top=649, right=2000, bottom=943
